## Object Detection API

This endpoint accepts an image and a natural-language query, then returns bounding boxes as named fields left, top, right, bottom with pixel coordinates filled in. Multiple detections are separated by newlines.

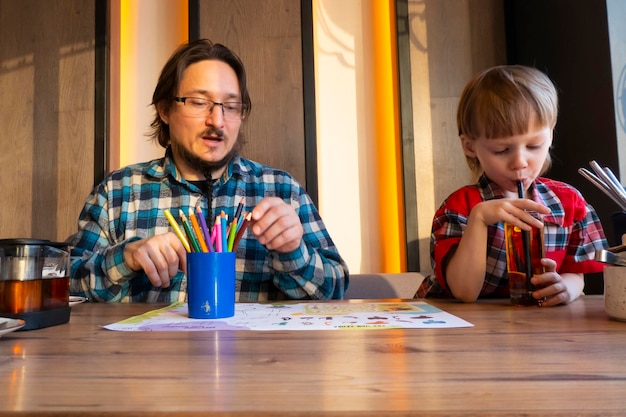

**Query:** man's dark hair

left=149, top=39, right=252, bottom=147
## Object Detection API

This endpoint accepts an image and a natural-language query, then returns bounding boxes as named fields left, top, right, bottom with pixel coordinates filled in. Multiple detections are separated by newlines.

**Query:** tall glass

left=505, top=213, right=545, bottom=306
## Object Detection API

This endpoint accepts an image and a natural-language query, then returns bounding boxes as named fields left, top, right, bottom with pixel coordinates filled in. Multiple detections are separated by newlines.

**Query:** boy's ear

left=460, top=134, right=476, bottom=157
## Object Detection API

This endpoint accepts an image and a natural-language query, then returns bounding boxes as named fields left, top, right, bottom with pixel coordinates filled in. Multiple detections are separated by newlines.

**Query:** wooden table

left=1, top=295, right=626, bottom=416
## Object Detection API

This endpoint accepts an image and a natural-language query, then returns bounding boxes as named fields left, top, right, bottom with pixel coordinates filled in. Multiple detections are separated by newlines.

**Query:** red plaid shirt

left=417, top=175, right=608, bottom=298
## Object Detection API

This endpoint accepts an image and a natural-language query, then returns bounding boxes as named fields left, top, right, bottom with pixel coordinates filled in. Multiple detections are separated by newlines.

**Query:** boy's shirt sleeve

left=427, top=186, right=484, bottom=296
left=544, top=180, right=607, bottom=274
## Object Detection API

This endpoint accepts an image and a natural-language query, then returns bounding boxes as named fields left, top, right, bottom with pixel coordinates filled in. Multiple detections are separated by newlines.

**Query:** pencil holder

left=187, top=252, right=236, bottom=319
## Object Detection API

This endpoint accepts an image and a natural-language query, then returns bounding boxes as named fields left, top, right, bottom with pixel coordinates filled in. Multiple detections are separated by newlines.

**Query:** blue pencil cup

left=187, top=252, right=236, bottom=319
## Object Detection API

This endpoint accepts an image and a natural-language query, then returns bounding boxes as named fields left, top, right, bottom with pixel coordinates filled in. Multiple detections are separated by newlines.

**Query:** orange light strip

left=114, top=1, right=188, bottom=169
left=372, top=0, right=406, bottom=272
left=118, top=0, right=137, bottom=169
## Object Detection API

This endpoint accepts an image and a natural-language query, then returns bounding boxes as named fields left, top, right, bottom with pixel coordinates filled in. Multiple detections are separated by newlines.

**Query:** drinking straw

left=164, top=209, right=191, bottom=252
left=189, top=208, right=209, bottom=252
left=195, top=203, right=214, bottom=252
left=180, top=209, right=201, bottom=252
left=517, top=181, right=533, bottom=292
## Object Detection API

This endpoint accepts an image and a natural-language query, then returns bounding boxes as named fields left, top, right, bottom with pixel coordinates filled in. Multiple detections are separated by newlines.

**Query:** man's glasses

left=174, top=97, right=246, bottom=120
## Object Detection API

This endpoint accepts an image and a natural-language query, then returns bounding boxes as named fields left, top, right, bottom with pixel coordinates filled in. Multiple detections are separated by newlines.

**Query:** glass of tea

left=504, top=212, right=545, bottom=306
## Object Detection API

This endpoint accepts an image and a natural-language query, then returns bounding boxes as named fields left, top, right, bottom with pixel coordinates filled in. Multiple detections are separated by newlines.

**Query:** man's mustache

left=203, top=128, right=224, bottom=138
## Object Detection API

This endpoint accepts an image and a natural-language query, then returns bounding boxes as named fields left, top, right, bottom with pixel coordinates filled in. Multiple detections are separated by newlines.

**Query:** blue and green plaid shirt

left=70, top=148, right=349, bottom=302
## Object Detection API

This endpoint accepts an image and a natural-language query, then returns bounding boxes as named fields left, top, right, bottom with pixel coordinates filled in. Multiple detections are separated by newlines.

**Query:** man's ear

left=460, top=134, right=476, bottom=157
left=157, top=102, right=170, bottom=125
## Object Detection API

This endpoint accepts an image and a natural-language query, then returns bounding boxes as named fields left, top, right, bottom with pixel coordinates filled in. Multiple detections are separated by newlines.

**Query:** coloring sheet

left=103, top=301, right=473, bottom=331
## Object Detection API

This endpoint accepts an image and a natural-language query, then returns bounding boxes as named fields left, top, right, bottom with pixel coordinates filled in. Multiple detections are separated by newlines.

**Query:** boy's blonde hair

left=457, top=65, right=558, bottom=177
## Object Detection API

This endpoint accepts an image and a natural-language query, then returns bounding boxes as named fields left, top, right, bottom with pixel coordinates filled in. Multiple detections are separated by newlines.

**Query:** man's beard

left=171, top=131, right=243, bottom=180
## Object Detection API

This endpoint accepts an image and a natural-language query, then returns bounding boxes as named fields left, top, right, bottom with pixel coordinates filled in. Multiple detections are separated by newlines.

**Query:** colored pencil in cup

left=189, top=208, right=209, bottom=252
left=237, top=211, right=247, bottom=230
left=227, top=219, right=237, bottom=252
left=195, top=203, right=214, bottom=252
left=211, top=222, right=218, bottom=251
left=233, top=196, right=245, bottom=225
left=164, top=209, right=191, bottom=252
left=221, top=211, right=228, bottom=252
left=231, top=212, right=252, bottom=252
left=180, top=209, right=201, bottom=252
left=215, top=215, right=222, bottom=252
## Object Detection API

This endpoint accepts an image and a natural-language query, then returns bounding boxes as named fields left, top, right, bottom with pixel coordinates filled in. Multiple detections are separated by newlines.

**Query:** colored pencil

left=237, top=211, right=247, bottom=230
left=164, top=209, right=191, bottom=252
left=211, top=223, right=218, bottom=249
left=233, top=196, right=245, bottom=225
left=195, top=204, right=214, bottom=252
left=221, top=211, right=228, bottom=252
left=189, top=208, right=209, bottom=252
left=231, top=212, right=252, bottom=252
left=227, top=218, right=237, bottom=252
left=215, top=216, right=222, bottom=252
left=180, top=209, right=201, bottom=252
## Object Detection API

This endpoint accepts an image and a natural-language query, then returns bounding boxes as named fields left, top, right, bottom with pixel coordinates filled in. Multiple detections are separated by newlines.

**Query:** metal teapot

left=0, top=239, right=72, bottom=329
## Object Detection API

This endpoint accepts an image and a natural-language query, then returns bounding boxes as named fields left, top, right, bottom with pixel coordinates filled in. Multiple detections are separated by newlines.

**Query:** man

left=70, top=39, right=349, bottom=302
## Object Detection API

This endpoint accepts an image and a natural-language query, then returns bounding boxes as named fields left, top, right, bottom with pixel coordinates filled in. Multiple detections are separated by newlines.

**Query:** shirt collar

left=147, top=147, right=247, bottom=186
left=141, top=147, right=177, bottom=181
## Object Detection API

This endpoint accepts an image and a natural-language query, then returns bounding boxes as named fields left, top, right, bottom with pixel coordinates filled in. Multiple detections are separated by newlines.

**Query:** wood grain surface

left=197, top=0, right=306, bottom=188
left=1, top=296, right=626, bottom=416
left=0, top=0, right=95, bottom=242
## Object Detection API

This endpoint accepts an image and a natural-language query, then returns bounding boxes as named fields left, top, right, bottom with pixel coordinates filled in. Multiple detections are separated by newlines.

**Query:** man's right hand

left=123, top=232, right=187, bottom=288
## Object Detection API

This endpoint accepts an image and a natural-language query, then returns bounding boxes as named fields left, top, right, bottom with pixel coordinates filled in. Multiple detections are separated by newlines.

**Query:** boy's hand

left=531, top=258, right=584, bottom=307
left=470, top=198, right=550, bottom=230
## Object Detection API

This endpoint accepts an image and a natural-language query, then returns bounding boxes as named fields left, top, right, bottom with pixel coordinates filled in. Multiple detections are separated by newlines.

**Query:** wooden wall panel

left=196, top=0, right=306, bottom=187
left=408, top=0, right=507, bottom=272
left=0, top=0, right=96, bottom=242
left=0, top=64, right=34, bottom=239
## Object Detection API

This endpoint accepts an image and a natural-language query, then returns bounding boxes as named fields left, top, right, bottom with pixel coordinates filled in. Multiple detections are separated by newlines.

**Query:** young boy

left=416, top=65, right=607, bottom=306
